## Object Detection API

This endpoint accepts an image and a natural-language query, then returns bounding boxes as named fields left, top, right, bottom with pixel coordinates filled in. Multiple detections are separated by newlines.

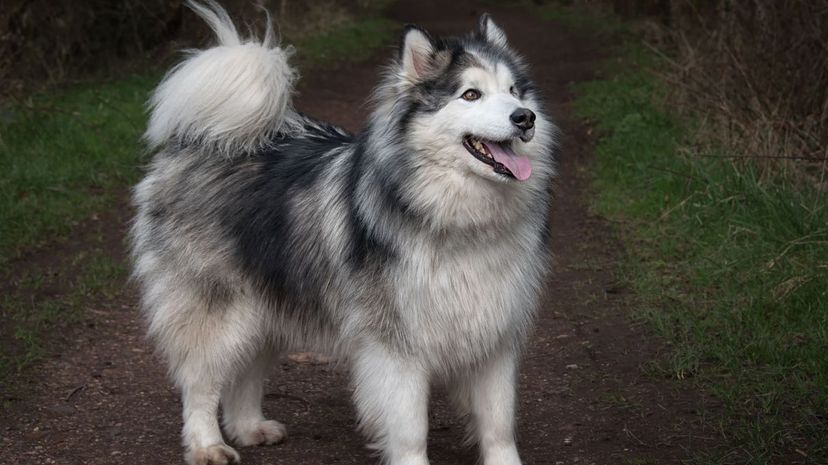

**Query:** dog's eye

left=510, top=85, right=518, bottom=96
left=461, top=89, right=481, bottom=101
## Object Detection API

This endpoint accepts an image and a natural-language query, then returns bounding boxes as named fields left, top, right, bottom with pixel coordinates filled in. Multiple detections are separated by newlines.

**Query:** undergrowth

left=573, top=45, right=828, bottom=464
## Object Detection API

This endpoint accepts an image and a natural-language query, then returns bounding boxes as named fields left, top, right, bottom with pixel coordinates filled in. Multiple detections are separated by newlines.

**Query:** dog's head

left=368, top=15, right=554, bottom=229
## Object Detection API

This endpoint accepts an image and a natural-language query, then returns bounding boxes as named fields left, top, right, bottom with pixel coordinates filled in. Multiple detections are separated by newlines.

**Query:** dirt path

left=1, top=2, right=714, bottom=464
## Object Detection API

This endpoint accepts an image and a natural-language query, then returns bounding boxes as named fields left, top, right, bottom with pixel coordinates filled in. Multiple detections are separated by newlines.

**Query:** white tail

left=145, top=0, right=298, bottom=154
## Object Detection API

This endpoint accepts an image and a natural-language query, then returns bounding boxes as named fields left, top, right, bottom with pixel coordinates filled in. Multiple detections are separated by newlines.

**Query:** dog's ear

left=400, top=25, right=435, bottom=81
left=478, top=13, right=508, bottom=48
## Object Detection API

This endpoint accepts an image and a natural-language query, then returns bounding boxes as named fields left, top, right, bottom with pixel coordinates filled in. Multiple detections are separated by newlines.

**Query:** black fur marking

left=456, top=31, right=537, bottom=99
left=397, top=43, right=478, bottom=133
left=198, top=275, right=235, bottom=310
left=345, top=138, right=400, bottom=269
left=148, top=205, right=168, bottom=220
left=221, top=119, right=352, bottom=306
left=397, top=99, right=422, bottom=137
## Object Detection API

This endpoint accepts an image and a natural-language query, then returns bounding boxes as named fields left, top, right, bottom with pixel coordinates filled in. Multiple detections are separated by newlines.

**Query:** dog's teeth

left=468, top=138, right=491, bottom=158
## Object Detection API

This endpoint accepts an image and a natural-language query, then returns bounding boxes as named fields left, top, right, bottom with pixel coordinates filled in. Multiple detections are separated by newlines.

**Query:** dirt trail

left=1, top=1, right=713, bottom=464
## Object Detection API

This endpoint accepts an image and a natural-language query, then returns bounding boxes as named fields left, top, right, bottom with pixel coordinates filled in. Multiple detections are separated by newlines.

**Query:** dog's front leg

left=351, top=343, right=430, bottom=465
left=455, top=349, right=523, bottom=465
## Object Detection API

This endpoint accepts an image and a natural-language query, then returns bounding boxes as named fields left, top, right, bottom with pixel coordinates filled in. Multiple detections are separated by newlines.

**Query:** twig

left=644, top=165, right=702, bottom=182
left=622, top=423, right=648, bottom=447
left=658, top=193, right=696, bottom=221
left=264, top=391, right=312, bottom=413
left=65, top=384, right=86, bottom=401
left=696, top=154, right=827, bottom=162
left=264, top=392, right=311, bottom=406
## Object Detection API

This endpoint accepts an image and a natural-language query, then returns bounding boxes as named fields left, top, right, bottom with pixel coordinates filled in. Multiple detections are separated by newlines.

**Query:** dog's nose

left=510, top=108, right=536, bottom=131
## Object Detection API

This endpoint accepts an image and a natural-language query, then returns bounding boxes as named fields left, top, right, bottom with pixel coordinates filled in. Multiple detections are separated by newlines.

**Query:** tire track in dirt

left=1, top=2, right=715, bottom=464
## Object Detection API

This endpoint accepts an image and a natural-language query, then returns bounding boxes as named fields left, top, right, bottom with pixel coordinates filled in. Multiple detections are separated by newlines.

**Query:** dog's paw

left=482, top=444, right=522, bottom=465
left=231, top=419, right=288, bottom=447
left=187, top=443, right=241, bottom=465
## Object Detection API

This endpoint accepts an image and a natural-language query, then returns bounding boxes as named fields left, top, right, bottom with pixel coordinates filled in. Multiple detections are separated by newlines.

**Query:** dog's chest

left=392, top=232, right=543, bottom=365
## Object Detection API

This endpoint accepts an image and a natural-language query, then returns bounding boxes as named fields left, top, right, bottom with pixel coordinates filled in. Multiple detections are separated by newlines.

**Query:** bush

left=1, top=0, right=185, bottom=93
left=663, top=0, right=828, bottom=184
left=544, top=0, right=827, bottom=182
left=0, top=0, right=384, bottom=96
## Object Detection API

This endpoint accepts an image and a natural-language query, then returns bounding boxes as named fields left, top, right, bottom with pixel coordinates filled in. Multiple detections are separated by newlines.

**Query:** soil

left=1, top=1, right=720, bottom=464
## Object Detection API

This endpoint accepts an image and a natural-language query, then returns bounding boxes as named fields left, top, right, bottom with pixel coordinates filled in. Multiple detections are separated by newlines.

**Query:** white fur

left=453, top=350, right=522, bottom=465
left=352, top=343, right=430, bottom=465
left=400, top=28, right=435, bottom=81
left=145, top=0, right=299, bottom=155
left=132, top=6, right=555, bottom=465
left=481, top=15, right=508, bottom=48
left=404, top=60, right=556, bottom=231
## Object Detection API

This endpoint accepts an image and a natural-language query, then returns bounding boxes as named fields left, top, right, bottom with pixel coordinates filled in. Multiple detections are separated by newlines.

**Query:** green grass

left=537, top=2, right=624, bottom=34
left=485, top=0, right=624, bottom=34
left=0, top=74, right=153, bottom=264
left=0, top=251, right=127, bottom=379
left=298, top=17, right=398, bottom=64
left=0, top=15, right=399, bottom=384
left=572, top=45, right=828, bottom=464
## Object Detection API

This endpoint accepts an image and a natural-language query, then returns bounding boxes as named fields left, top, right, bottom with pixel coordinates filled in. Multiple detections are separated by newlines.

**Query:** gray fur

left=130, top=3, right=556, bottom=465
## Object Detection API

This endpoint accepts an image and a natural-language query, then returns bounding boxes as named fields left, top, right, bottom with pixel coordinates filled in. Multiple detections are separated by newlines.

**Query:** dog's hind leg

left=221, top=350, right=287, bottom=447
left=151, top=295, right=264, bottom=465
left=351, top=343, right=430, bottom=465
left=180, top=370, right=240, bottom=465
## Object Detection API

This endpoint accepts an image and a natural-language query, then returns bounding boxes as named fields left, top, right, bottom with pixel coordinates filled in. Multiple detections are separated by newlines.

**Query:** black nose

left=510, top=108, right=536, bottom=131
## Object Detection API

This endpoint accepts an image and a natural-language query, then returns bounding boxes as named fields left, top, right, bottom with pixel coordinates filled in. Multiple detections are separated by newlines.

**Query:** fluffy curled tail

left=145, top=0, right=298, bottom=154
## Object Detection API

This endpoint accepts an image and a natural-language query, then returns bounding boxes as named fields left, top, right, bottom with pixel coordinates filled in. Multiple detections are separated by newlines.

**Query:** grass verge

left=0, top=249, right=127, bottom=382
left=572, top=44, right=828, bottom=464
left=0, top=74, right=153, bottom=264
left=0, top=14, right=399, bottom=385
left=298, top=18, right=398, bottom=65
left=537, top=2, right=623, bottom=34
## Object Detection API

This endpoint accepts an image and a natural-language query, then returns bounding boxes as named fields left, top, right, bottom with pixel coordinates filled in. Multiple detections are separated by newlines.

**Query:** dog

left=130, top=1, right=556, bottom=464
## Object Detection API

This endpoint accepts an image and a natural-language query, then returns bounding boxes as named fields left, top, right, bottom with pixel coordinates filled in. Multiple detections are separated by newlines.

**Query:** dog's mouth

left=463, top=136, right=532, bottom=181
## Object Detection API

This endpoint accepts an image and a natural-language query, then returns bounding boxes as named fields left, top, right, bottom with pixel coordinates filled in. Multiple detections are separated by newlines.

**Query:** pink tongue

left=482, top=141, right=532, bottom=181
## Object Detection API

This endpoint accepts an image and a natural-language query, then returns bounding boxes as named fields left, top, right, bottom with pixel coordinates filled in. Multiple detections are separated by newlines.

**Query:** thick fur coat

left=130, top=2, right=556, bottom=464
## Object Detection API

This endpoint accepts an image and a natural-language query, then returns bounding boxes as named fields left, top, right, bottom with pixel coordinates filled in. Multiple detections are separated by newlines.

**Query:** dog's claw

left=187, top=444, right=241, bottom=465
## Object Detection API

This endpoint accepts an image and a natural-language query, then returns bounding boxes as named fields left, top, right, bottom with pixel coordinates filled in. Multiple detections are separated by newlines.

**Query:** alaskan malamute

left=131, top=1, right=556, bottom=464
